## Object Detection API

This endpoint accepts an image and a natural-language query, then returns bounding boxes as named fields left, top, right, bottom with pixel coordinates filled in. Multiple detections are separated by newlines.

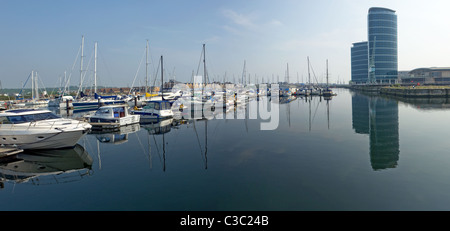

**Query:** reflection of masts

left=309, top=96, right=311, bottom=131
left=151, top=131, right=164, bottom=171
left=205, top=119, right=208, bottom=170
left=162, top=132, right=166, bottom=172
left=308, top=96, right=320, bottom=132
left=97, top=139, right=101, bottom=170
left=287, top=100, right=291, bottom=128
left=326, top=98, right=330, bottom=130
left=193, top=119, right=208, bottom=169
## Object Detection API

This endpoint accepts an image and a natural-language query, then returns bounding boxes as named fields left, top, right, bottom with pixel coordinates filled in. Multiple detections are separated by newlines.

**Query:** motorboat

left=131, top=100, right=174, bottom=123
left=86, top=104, right=140, bottom=129
left=0, top=108, right=92, bottom=150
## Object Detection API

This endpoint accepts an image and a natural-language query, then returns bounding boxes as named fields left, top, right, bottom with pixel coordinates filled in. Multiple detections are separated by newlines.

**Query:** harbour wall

left=351, top=85, right=450, bottom=98
left=380, top=88, right=450, bottom=98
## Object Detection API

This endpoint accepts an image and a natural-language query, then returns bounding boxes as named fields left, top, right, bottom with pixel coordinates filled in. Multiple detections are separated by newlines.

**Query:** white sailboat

left=72, top=40, right=126, bottom=111
left=131, top=55, right=174, bottom=121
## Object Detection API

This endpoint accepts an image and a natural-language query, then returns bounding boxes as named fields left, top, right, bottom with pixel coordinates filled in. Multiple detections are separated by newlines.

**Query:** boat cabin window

left=113, top=107, right=126, bottom=118
left=95, top=108, right=111, bottom=116
left=143, top=103, right=155, bottom=110
left=162, top=102, right=171, bottom=110
left=144, top=102, right=170, bottom=110
left=6, top=112, right=60, bottom=124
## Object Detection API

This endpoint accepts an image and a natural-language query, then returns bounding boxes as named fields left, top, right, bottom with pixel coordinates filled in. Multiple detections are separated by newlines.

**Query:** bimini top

left=369, top=7, right=396, bottom=13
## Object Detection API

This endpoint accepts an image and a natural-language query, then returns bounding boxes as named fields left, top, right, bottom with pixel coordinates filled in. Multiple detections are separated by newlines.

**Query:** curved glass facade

left=368, top=7, right=397, bottom=83
left=351, top=41, right=368, bottom=84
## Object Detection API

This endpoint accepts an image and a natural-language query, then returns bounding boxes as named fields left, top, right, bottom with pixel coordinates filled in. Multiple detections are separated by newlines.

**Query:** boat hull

left=0, top=128, right=90, bottom=150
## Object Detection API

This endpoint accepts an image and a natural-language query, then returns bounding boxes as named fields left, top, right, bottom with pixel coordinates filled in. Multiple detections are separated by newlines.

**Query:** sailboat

left=280, top=63, right=292, bottom=97
left=14, top=71, right=49, bottom=108
left=322, top=59, right=336, bottom=97
left=131, top=55, right=174, bottom=122
left=71, top=38, right=125, bottom=112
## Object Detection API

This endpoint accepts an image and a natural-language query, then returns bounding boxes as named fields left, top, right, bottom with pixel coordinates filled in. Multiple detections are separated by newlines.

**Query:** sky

left=1, top=0, right=450, bottom=89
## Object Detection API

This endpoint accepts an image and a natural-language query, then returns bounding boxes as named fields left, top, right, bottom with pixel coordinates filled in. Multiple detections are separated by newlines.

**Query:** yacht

left=0, top=109, right=92, bottom=150
left=86, top=104, right=140, bottom=129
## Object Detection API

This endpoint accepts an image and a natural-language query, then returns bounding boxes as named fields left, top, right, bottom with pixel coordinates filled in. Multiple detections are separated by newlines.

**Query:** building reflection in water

left=351, top=92, right=399, bottom=170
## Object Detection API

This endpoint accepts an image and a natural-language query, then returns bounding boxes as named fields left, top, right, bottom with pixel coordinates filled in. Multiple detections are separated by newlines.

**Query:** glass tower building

left=351, top=41, right=369, bottom=84
left=368, top=7, right=398, bottom=83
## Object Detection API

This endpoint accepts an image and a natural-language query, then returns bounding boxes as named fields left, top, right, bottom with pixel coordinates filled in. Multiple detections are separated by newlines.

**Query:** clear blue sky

left=1, top=0, right=450, bottom=89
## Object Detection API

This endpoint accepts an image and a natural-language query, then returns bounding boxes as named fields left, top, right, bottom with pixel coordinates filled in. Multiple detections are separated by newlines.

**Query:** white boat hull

left=0, top=126, right=90, bottom=150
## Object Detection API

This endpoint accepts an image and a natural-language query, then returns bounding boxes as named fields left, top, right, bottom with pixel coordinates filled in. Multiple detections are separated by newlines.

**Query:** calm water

left=3, top=88, right=450, bottom=211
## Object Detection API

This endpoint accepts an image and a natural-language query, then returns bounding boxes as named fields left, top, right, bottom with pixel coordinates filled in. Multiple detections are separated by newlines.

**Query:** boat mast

left=307, top=56, right=311, bottom=87
left=94, top=42, right=97, bottom=94
left=242, top=60, right=246, bottom=85
left=145, top=40, right=149, bottom=94
left=286, top=63, right=289, bottom=83
left=161, top=55, right=164, bottom=101
left=203, top=44, right=206, bottom=96
left=79, top=35, right=84, bottom=94
left=31, top=70, right=34, bottom=100
left=326, top=59, right=329, bottom=89
left=35, top=71, right=39, bottom=100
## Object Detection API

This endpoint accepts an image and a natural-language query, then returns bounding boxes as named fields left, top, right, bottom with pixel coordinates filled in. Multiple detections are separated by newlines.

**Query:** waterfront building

left=368, top=7, right=398, bottom=84
left=402, top=67, right=450, bottom=85
left=351, top=41, right=369, bottom=84
left=351, top=7, right=398, bottom=85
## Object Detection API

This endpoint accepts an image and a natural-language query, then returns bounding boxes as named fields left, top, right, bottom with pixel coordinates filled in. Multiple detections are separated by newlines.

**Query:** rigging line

left=152, top=56, right=162, bottom=91
left=97, top=48, right=114, bottom=88
left=18, top=72, right=32, bottom=97
left=128, top=48, right=146, bottom=95
left=309, top=62, right=320, bottom=85
left=196, top=47, right=203, bottom=76
left=49, top=74, right=64, bottom=97
left=36, top=73, right=49, bottom=99
left=76, top=49, right=94, bottom=98
left=62, top=45, right=82, bottom=95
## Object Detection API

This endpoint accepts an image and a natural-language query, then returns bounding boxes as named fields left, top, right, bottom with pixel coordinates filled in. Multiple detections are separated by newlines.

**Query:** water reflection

left=351, top=92, right=400, bottom=170
left=0, top=144, right=93, bottom=188
left=91, top=123, right=141, bottom=145
left=388, top=96, right=450, bottom=111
